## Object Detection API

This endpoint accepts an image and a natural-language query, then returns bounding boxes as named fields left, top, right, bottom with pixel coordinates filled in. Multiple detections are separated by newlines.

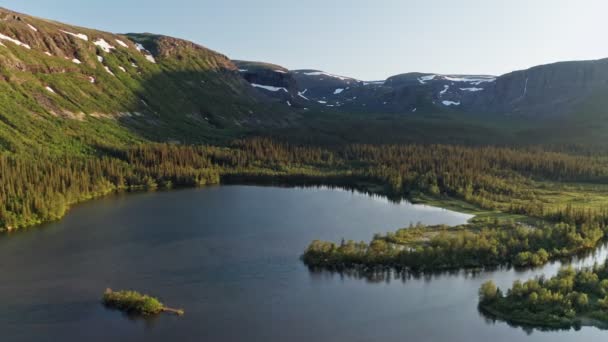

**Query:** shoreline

left=478, top=304, right=577, bottom=330
left=479, top=303, right=608, bottom=331
left=0, top=179, right=487, bottom=234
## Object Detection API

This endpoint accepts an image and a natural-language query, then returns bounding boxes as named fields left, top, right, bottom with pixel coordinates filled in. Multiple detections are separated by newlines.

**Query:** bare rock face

left=469, top=59, right=608, bottom=117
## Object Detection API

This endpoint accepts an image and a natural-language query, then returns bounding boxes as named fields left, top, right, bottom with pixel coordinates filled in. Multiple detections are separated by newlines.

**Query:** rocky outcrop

left=469, top=59, right=608, bottom=116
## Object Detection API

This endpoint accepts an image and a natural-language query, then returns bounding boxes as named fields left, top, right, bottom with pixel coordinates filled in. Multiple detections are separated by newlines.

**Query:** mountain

left=0, top=7, right=295, bottom=152
left=233, top=60, right=300, bottom=106
left=235, top=65, right=493, bottom=113
left=237, top=65, right=502, bottom=114
left=468, top=59, right=608, bottom=116
left=236, top=59, right=608, bottom=118
left=3, top=6, right=608, bottom=152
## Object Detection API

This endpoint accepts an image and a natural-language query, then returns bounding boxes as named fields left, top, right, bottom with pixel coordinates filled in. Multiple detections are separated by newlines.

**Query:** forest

left=479, top=262, right=608, bottom=329
left=4, top=139, right=608, bottom=273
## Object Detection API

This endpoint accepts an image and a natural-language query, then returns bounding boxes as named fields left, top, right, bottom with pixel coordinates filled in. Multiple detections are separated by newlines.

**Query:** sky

left=3, top=0, right=608, bottom=80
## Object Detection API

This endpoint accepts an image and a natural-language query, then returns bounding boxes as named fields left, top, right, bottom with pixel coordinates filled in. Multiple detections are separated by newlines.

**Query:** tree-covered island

left=302, top=219, right=605, bottom=271
left=102, top=289, right=184, bottom=316
left=479, top=262, right=608, bottom=330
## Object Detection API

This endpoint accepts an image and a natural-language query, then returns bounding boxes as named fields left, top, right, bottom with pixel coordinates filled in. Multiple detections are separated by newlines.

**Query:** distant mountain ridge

left=236, top=57, right=608, bottom=118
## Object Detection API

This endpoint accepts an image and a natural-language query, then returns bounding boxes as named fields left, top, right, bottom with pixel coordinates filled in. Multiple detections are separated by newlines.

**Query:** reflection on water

left=478, top=305, right=587, bottom=335
left=307, top=243, right=608, bottom=285
left=308, top=267, right=492, bottom=285
left=102, top=305, right=163, bottom=327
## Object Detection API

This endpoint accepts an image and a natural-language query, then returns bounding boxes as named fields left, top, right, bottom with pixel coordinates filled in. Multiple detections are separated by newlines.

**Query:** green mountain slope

left=0, top=7, right=294, bottom=153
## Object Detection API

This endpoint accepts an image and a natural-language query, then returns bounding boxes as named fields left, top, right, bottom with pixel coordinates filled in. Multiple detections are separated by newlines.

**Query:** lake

left=1, top=185, right=607, bottom=341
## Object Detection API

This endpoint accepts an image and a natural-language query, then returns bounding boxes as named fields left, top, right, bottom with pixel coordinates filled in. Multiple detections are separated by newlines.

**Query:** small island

left=302, top=219, right=604, bottom=272
left=102, top=289, right=184, bottom=316
left=478, top=263, right=608, bottom=330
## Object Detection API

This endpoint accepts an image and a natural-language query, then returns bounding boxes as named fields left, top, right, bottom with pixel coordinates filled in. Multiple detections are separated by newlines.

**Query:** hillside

left=0, top=7, right=295, bottom=153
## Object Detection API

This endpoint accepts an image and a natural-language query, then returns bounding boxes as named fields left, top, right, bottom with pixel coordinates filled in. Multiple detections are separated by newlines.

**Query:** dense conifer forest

left=4, top=138, right=608, bottom=274
left=5, top=139, right=608, bottom=231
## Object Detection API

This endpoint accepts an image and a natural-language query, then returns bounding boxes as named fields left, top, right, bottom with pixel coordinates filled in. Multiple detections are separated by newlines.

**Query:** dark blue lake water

left=1, top=185, right=606, bottom=341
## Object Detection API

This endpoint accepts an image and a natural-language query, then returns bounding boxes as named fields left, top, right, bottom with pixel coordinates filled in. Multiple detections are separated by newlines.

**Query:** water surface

left=1, top=185, right=607, bottom=341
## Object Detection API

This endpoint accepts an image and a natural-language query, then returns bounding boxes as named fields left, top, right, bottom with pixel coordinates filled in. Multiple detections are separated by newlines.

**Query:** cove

left=0, top=185, right=607, bottom=342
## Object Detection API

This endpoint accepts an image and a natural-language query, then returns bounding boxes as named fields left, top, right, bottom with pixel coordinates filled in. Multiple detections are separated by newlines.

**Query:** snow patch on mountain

left=72, top=58, right=81, bottom=64
left=333, top=88, right=344, bottom=95
left=115, top=39, right=129, bottom=48
left=417, top=74, right=495, bottom=86
left=301, top=71, right=352, bottom=81
left=439, top=85, right=449, bottom=96
left=443, top=75, right=496, bottom=85
left=27, top=24, right=38, bottom=32
left=0, top=33, right=31, bottom=49
left=134, top=43, right=156, bottom=63
left=104, top=66, right=115, bottom=76
left=418, top=75, right=437, bottom=84
left=442, top=100, right=460, bottom=106
left=94, top=39, right=115, bottom=53
left=298, top=89, right=309, bottom=100
left=45, top=86, right=56, bottom=94
left=251, top=83, right=288, bottom=92
left=460, top=87, right=484, bottom=92
left=60, top=30, right=88, bottom=41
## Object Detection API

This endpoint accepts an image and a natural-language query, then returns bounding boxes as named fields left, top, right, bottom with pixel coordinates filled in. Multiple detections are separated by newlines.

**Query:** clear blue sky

left=3, top=0, right=608, bottom=80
